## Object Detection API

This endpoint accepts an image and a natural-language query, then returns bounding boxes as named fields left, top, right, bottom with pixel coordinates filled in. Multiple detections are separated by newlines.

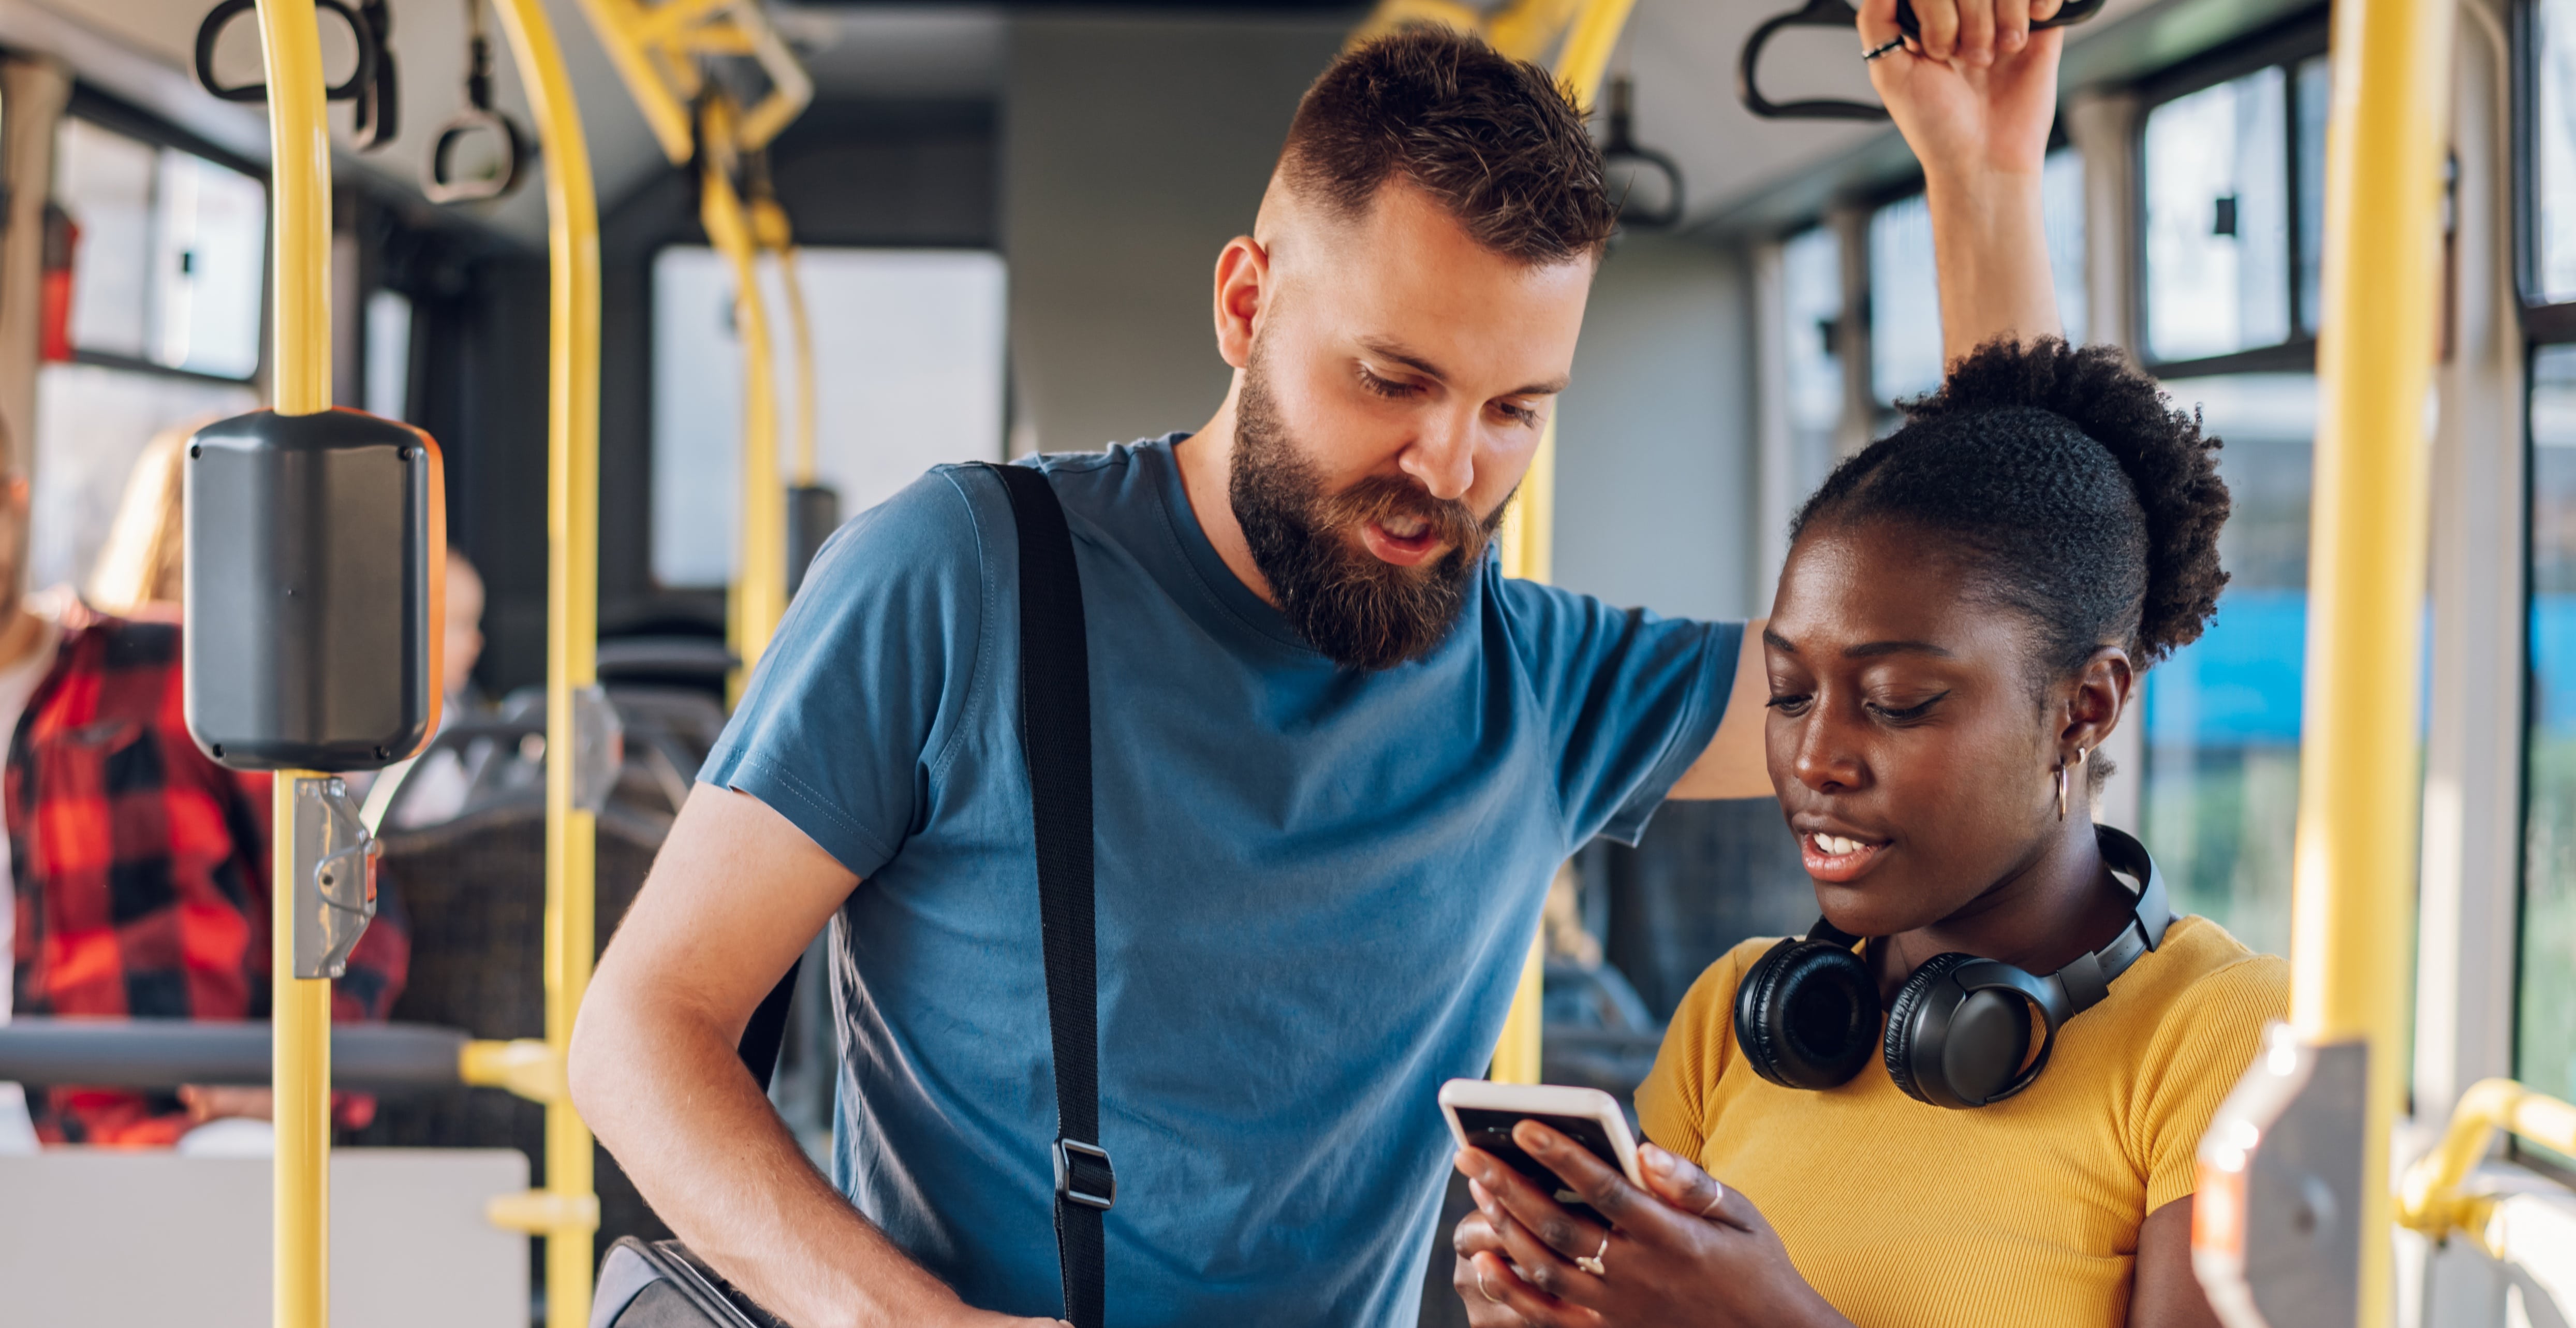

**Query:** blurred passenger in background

left=366, top=550, right=488, bottom=829
left=5, top=419, right=409, bottom=1146
left=84, top=422, right=190, bottom=619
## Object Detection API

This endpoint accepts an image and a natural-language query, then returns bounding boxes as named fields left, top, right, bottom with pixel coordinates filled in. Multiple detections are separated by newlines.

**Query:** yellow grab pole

left=750, top=198, right=817, bottom=488
left=486, top=1, right=606, bottom=1322
left=2290, top=0, right=2452, bottom=1320
left=1488, top=0, right=1628, bottom=1083
left=251, top=1, right=332, bottom=1325
left=1551, top=0, right=1636, bottom=113
left=700, top=106, right=785, bottom=686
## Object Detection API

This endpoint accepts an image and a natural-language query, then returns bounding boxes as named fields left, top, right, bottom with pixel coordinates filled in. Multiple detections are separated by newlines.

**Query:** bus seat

left=351, top=801, right=675, bottom=1257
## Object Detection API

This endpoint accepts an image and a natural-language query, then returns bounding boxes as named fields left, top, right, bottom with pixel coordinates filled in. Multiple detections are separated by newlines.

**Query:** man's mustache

left=1317, top=474, right=1508, bottom=558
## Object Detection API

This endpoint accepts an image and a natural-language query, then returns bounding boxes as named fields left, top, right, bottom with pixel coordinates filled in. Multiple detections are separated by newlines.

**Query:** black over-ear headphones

left=1732, top=825, right=2172, bottom=1109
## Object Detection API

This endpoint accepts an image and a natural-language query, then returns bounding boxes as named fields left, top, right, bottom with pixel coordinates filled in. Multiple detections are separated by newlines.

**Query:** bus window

left=2142, top=66, right=2292, bottom=363
left=32, top=115, right=264, bottom=594
left=2526, top=345, right=2576, bottom=1126
left=1780, top=225, right=1841, bottom=464
left=650, top=246, right=1007, bottom=589
left=364, top=289, right=414, bottom=423
left=2535, top=0, right=2576, bottom=302
left=2139, top=372, right=2314, bottom=961
left=1867, top=147, right=2086, bottom=406
left=2294, top=55, right=2329, bottom=337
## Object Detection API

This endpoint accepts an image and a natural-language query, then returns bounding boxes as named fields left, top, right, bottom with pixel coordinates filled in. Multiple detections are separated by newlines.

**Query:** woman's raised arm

left=1864, top=0, right=2070, bottom=361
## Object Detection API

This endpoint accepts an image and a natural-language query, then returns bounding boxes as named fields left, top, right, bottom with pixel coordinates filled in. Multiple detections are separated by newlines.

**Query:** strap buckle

left=1053, top=1137, right=1116, bottom=1212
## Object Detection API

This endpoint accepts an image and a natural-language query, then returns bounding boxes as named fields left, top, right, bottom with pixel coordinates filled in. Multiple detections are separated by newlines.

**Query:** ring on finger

left=1699, top=1183, right=1728, bottom=1219
left=1575, top=1233, right=1609, bottom=1278
left=1862, top=34, right=1905, bottom=61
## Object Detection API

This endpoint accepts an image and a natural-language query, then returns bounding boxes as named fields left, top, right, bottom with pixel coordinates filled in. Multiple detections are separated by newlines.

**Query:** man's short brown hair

left=1279, top=27, right=1615, bottom=264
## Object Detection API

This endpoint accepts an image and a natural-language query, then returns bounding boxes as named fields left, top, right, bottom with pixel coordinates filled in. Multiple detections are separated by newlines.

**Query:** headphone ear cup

left=1884, top=952, right=2039, bottom=1108
left=1733, top=937, right=1880, bottom=1090
left=1883, top=951, right=1975, bottom=1106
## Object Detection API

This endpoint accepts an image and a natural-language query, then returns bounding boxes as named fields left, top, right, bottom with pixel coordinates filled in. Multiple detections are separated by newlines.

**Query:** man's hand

left=1861, top=0, right=2068, bottom=358
left=179, top=1085, right=273, bottom=1123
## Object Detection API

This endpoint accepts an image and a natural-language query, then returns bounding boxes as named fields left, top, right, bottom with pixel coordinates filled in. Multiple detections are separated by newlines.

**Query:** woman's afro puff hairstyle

left=1791, top=338, right=2231, bottom=675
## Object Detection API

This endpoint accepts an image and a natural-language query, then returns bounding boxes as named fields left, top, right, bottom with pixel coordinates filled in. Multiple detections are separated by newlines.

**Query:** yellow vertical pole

left=2290, top=0, right=2453, bottom=1321
left=1489, top=0, right=1624, bottom=1085
left=752, top=199, right=817, bottom=489
left=700, top=111, right=785, bottom=686
left=486, top=2, right=604, bottom=1323
left=251, top=2, right=332, bottom=1325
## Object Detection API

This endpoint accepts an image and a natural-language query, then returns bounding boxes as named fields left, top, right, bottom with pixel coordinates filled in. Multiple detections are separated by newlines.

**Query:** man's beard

left=1228, top=352, right=1506, bottom=670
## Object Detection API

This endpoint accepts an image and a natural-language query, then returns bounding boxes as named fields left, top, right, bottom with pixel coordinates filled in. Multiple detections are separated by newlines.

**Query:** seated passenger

left=366, top=549, right=489, bottom=829
left=1447, top=8, right=2282, bottom=1325
left=6, top=424, right=409, bottom=1145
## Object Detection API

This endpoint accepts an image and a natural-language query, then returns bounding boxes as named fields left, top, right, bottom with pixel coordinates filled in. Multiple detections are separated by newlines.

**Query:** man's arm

left=1668, top=624, right=1772, bottom=800
left=569, top=783, right=1063, bottom=1328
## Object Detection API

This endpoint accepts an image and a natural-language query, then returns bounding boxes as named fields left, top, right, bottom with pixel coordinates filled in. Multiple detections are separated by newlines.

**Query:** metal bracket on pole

left=570, top=682, right=624, bottom=814
left=2192, top=1025, right=2367, bottom=1328
left=291, top=775, right=379, bottom=980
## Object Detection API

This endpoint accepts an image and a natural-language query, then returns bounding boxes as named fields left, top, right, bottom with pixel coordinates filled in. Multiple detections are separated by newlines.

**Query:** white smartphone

left=1438, top=1079, right=1646, bottom=1224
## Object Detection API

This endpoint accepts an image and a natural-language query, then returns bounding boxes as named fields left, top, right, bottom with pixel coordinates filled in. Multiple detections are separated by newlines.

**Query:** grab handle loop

left=195, top=0, right=372, bottom=102
left=194, top=0, right=399, bottom=150
left=424, top=9, right=532, bottom=204
left=1738, top=0, right=2108, bottom=121
left=1602, top=76, right=1684, bottom=231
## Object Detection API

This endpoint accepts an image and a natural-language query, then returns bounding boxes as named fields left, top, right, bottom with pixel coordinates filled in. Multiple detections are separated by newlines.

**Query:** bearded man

left=573, top=12, right=2069, bottom=1324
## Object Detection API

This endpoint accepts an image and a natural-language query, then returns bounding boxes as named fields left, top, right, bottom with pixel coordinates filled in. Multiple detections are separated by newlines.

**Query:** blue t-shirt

left=703, top=436, right=1740, bottom=1325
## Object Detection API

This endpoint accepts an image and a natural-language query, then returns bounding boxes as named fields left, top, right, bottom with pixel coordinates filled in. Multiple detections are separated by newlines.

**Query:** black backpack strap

left=988, top=461, right=1108, bottom=1328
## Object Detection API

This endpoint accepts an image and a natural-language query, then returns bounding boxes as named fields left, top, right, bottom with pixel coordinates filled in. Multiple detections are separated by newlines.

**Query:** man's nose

left=1398, top=410, right=1478, bottom=503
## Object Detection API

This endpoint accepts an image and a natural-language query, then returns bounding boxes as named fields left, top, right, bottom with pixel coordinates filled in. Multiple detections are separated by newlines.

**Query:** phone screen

left=1452, top=1107, right=1627, bottom=1224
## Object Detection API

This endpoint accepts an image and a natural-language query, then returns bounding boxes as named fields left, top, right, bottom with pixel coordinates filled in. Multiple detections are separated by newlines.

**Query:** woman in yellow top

left=1446, top=2, right=2288, bottom=1324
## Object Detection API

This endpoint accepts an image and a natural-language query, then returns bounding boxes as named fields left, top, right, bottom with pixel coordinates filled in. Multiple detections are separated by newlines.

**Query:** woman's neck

left=1869, top=816, right=2140, bottom=999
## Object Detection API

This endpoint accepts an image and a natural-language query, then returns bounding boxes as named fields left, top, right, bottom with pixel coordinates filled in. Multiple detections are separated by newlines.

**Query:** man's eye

left=1360, top=369, right=1420, bottom=399
left=1495, top=400, right=1540, bottom=427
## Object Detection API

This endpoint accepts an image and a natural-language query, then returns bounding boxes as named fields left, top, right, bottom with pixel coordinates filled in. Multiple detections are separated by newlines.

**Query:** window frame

left=56, top=84, right=270, bottom=388
left=2128, top=13, right=2332, bottom=378
left=2513, top=0, right=2576, bottom=1184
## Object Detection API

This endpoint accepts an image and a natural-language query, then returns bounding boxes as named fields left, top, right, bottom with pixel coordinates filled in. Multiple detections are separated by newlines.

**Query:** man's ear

left=1212, top=235, right=1269, bottom=370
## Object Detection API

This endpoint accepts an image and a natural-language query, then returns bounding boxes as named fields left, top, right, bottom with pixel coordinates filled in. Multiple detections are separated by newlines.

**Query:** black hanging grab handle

left=195, top=0, right=399, bottom=151
left=348, top=0, right=399, bottom=152
left=1602, top=77, right=1684, bottom=231
left=424, top=6, right=532, bottom=205
left=1739, top=0, right=2108, bottom=121
left=195, top=0, right=372, bottom=103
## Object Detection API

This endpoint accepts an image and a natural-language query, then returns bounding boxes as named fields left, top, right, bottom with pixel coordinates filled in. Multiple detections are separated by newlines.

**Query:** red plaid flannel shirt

left=7, top=609, right=409, bottom=1145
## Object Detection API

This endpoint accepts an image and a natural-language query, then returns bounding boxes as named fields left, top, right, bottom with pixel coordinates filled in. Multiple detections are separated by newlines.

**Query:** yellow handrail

left=250, top=2, right=333, bottom=1324
left=699, top=96, right=787, bottom=687
left=2397, top=1078, right=2576, bottom=1255
left=2291, top=0, right=2454, bottom=1320
left=749, top=195, right=817, bottom=489
left=485, top=1, right=607, bottom=1323
left=568, top=0, right=812, bottom=167
left=1342, top=0, right=1633, bottom=1084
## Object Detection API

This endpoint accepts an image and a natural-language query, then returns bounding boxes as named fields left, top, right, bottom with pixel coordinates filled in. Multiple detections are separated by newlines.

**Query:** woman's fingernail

left=1643, top=1144, right=1676, bottom=1171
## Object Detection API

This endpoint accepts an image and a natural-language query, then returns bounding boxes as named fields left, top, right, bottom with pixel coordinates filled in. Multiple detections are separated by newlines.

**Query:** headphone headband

left=1749, top=825, right=2177, bottom=1109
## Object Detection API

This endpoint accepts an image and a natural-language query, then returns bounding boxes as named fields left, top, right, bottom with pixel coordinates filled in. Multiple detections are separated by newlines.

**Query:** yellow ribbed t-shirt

left=1635, top=915, right=2288, bottom=1328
